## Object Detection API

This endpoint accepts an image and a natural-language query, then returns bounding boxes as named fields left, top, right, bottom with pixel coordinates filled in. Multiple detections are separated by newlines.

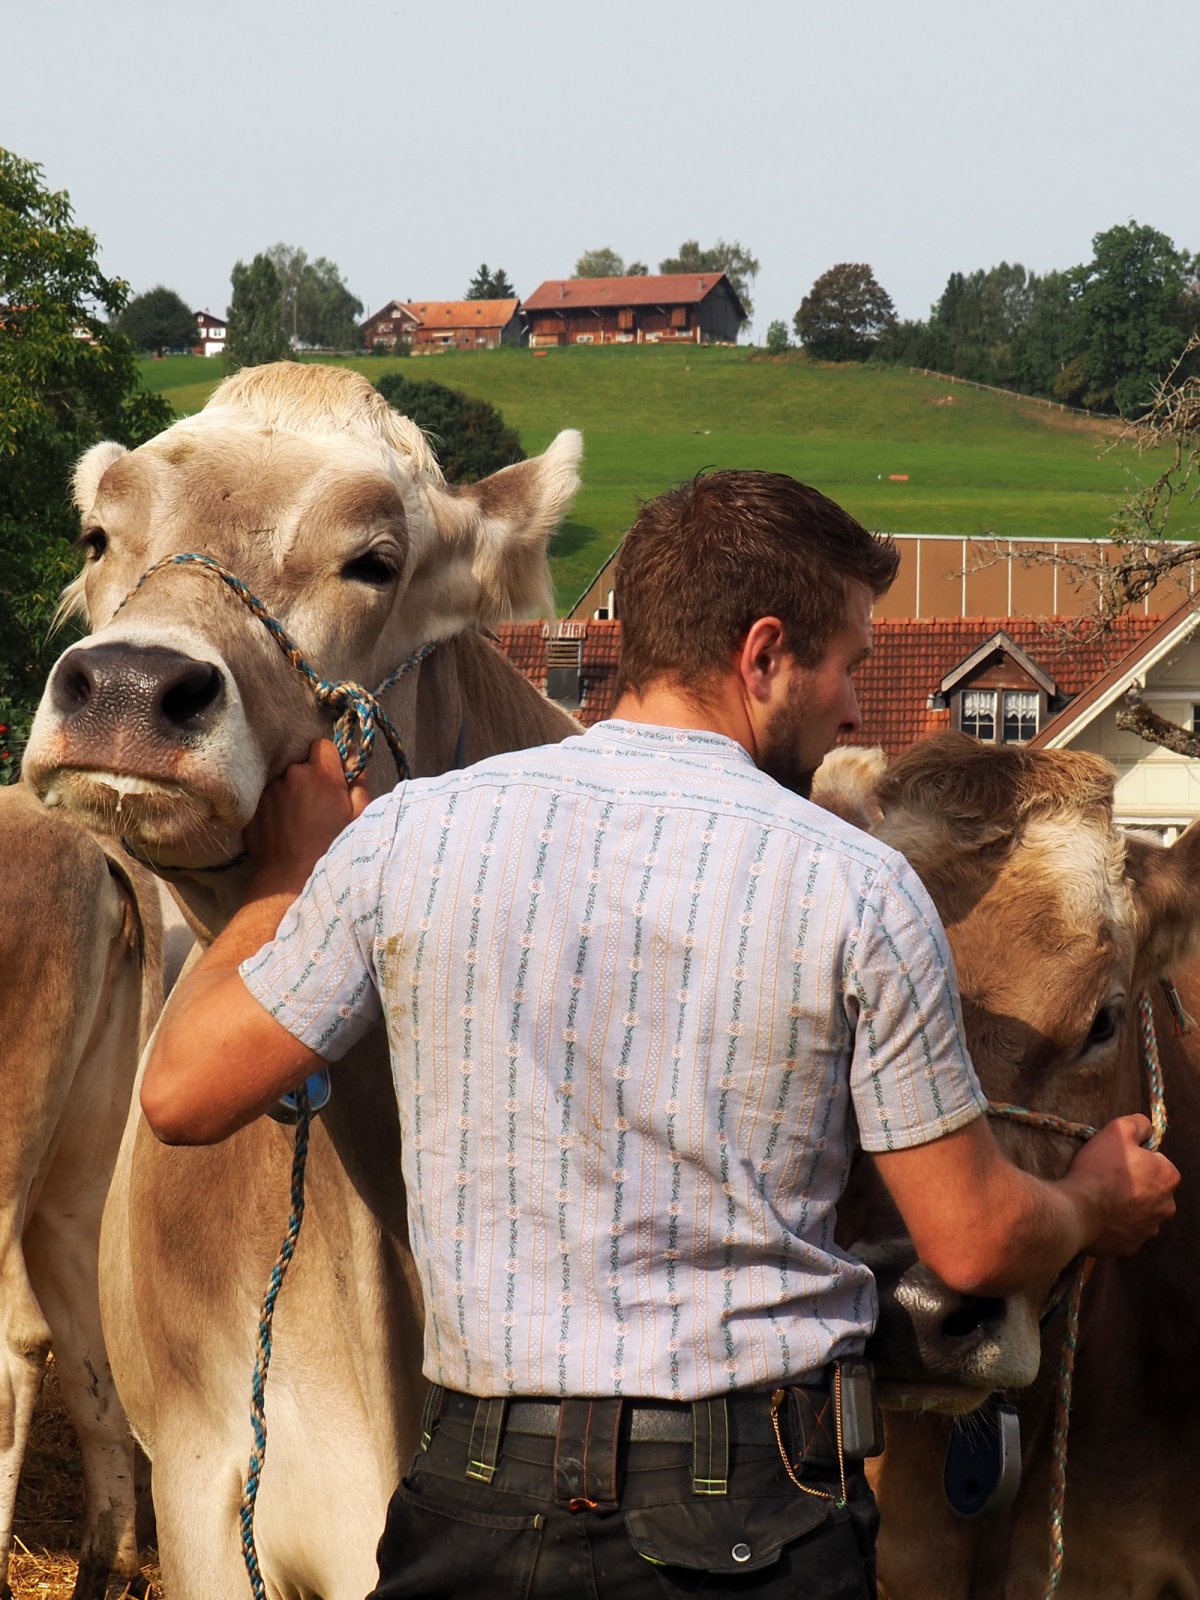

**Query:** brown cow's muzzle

left=26, top=636, right=261, bottom=862
left=50, top=642, right=227, bottom=749
left=857, top=1240, right=1042, bottom=1414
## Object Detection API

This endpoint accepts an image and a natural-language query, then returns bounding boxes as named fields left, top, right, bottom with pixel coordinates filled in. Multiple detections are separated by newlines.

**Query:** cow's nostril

left=56, top=663, right=94, bottom=712
left=941, top=1297, right=1006, bottom=1340
left=161, top=663, right=223, bottom=727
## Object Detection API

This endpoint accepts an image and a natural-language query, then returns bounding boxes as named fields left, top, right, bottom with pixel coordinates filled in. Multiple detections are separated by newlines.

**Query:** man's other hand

left=1064, top=1113, right=1180, bottom=1257
left=245, top=738, right=370, bottom=899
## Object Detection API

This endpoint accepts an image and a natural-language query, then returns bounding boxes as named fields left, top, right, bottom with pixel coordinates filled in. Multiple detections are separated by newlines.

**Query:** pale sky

left=7, top=0, right=1198, bottom=338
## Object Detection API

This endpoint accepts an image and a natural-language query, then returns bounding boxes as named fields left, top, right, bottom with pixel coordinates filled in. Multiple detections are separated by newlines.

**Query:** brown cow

left=22, top=362, right=582, bottom=1599
left=0, top=785, right=174, bottom=1600
left=820, top=733, right=1200, bottom=1600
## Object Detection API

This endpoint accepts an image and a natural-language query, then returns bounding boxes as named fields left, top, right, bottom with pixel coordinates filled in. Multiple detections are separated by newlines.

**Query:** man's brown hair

left=614, top=470, right=898, bottom=695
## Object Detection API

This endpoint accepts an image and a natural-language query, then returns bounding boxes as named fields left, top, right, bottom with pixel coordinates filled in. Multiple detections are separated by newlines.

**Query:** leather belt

left=432, top=1383, right=841, bottom=1457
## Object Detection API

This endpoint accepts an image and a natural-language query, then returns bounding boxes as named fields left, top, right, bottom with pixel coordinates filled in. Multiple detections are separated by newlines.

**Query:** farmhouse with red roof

left=522, top=272, right=746, bottom=347
left=361, top=298, right=525, bottom=352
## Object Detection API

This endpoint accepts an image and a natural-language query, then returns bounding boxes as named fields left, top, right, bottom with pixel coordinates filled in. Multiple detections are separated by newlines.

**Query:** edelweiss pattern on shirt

left=242, top=720, right=985, bottom=1399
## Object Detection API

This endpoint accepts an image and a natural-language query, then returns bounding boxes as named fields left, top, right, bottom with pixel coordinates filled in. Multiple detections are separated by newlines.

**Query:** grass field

left=138, top=348, right=1156, bottom=612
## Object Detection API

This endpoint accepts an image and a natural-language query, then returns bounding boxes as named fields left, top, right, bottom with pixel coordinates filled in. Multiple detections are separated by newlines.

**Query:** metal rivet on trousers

left=731, top=1543, right=752, bottom=1564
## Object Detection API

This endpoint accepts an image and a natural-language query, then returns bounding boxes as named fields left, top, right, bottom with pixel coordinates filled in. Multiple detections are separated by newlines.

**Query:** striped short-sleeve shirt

left=241, top=719, right=985, bottom=1399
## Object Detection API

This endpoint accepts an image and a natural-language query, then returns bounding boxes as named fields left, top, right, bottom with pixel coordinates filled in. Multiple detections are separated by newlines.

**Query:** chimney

left=545, top=623, right=585, bottom=709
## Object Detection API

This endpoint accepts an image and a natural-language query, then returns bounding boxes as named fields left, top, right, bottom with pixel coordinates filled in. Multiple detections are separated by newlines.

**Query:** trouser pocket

left=368, top=1472, right=544, bottom=1600
left=624, top=1494, right=876, bottom=1599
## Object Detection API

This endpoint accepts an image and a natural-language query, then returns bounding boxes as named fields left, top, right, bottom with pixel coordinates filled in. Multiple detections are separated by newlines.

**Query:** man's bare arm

left=141, top=740, right=368, bottom=1145
left=873, top=1112, right=1179, bottom=1296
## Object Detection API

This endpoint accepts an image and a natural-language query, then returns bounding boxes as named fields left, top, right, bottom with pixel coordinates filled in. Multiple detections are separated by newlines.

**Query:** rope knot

left=313, top=678, right=400, bottom=787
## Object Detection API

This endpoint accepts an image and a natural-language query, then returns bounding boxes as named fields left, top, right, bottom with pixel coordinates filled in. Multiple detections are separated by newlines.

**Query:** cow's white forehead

left=159, top=406, right=426, bottom=483
left=1020, top=813, right=1134, bottom=935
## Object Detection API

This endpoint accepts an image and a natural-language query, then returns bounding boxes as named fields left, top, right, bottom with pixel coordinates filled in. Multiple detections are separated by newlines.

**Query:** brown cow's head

left=819, top=732, right=1200, bottom=1413
left=24, top=363, right=580, bottom=869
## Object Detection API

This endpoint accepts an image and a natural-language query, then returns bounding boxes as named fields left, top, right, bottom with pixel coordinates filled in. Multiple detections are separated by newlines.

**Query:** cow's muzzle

left=49, top=642, right=226, bottom=747
left=858, top=1241, right=1041, bottom=1409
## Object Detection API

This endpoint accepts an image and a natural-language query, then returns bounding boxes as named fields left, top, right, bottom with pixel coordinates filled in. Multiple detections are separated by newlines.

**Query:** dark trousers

left=366, top=1389, right=879, bottom=1600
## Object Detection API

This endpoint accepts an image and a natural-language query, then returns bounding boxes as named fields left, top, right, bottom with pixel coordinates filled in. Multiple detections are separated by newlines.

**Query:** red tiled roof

left=493, top=616, right=1168, bottom=754
left=403, top=298, right=519, bottom=329
left=523, top=273, right=736, bottom=312
left=851, top=616, right=1164, bottom=756
left=491, top=621, right=622, bottom=727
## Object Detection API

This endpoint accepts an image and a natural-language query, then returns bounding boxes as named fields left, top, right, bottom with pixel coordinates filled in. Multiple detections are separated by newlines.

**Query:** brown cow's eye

left=77, top=527, right=108, bottom=560
left=1082, top=1006, right=1120, bottom=1052
left=341, top=551, right=397, bottom=587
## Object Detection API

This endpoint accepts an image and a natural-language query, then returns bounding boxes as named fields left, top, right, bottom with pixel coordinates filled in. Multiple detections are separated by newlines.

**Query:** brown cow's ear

left=1126, top=821, right=1200, bottom=984
left=812, top=746, right=887, bottom=831
left=73, top=440, right=127, bottom=512
left=422, top=430, right=582, bottom=625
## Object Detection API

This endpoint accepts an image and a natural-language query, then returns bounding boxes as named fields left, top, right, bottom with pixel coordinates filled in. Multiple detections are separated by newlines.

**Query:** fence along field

left=138, top=346, right=1147, bottom=611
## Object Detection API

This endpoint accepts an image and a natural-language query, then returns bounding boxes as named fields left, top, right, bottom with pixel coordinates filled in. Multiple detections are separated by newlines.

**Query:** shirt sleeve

left=843, top=851, right=987, bottom=1152
left=238, top=791, right=398, bottom=1061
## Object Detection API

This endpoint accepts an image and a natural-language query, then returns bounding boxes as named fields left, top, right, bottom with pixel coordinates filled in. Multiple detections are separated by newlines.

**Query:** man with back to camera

left=142, top=469, right=1178, bottom=1599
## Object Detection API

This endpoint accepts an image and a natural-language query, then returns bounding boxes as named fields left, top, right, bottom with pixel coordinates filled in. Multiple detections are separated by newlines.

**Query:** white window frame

left=960, top=689, right=997, bottom=743
left=1001, top=689, right=1039, bottom=744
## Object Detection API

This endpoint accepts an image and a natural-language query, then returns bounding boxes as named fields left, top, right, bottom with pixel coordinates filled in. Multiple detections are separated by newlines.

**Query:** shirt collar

left=585, top=718, right=757, bottom=768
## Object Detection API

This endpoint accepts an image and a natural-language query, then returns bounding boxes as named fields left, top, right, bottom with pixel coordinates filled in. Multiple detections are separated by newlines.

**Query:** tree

left=1065, top=222, right=1196, bottom=416
left=574, top=246, right=625, bottom=278
left=573, top=247, right=646, bottom=278
left=224, top=253, right=290, bottom=372
left=115, top=285, right=196, bottom=355
left=876, top=261, right=1078, bottom=398
left=984, top=336, right=1200, bottom=755
left=764, top=320, right=790, bottom=355
left=1010, top=270, right=1075, bottom=398
left=375, top=372, right=524, bottom=484
left=794, top=263, right=896, bottom=361
left=0, top=148, right=173, bottom=778
left=263, top=243, right=362, bottom=349
left=658, top=238, right=759, bottom=317
left=465, top=263, right=516, bottom=300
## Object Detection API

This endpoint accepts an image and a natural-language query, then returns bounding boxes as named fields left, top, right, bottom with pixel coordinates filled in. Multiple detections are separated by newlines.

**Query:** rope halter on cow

left=113, top=551, right=437, bottom=1600
left=983, top=987, right=1170, bottom=1600
left=114, top=551, right=437, bottom=789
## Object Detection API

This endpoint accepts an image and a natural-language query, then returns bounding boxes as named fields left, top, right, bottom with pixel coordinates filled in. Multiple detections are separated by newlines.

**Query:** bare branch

left=1114, top=701, right=1200, bottom=759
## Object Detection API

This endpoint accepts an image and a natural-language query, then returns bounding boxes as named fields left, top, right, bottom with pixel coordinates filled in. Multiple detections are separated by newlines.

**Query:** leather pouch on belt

left=624, top=1495, right=832, bottom=1574
left=784, top=1385, right=838, bottom=1465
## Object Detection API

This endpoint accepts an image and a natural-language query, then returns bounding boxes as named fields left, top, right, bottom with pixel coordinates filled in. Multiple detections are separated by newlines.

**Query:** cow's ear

left=423, top=430, right=582, bottom=624
left=1126, top=822, right=1200, bottom=984
left=812, top=746, right=887, bottom=831
left=74, top=441, right=127, bottom=512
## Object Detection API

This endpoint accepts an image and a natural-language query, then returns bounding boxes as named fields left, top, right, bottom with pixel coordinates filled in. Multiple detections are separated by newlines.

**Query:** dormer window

left=957, top=688, right=1040, bottom=744
left=941, top=633, right=1055, bottom=749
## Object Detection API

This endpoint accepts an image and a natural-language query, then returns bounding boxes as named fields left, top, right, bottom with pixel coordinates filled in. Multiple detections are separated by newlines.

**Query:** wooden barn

left=522, top=272, right=746, bottom=347
left=361, top=298, right=525, bottom=352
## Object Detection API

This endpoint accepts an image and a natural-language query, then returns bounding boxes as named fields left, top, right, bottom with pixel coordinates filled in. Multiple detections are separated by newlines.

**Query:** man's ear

left=737, top=617, right=790, bottom=703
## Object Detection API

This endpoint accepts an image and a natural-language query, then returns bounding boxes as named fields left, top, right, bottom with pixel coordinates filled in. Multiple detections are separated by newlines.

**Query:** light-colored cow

left=821, top=733, right=1200, bottom=1599
left=23, top=362, right=582, bottom=1598
left=0, top=784, right=170, bottom=1600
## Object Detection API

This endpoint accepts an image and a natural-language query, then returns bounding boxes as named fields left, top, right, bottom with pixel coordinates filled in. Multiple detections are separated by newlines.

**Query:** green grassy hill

left=138, top=349, right=1150, bottom=612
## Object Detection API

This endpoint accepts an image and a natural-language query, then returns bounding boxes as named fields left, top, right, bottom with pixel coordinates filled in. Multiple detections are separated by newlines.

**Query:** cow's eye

left=341, top=551, right=397, bottom=587
left=1082, top=1005, right=1120, bottom=1052
left=77, top=527, right=108, bottom=561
